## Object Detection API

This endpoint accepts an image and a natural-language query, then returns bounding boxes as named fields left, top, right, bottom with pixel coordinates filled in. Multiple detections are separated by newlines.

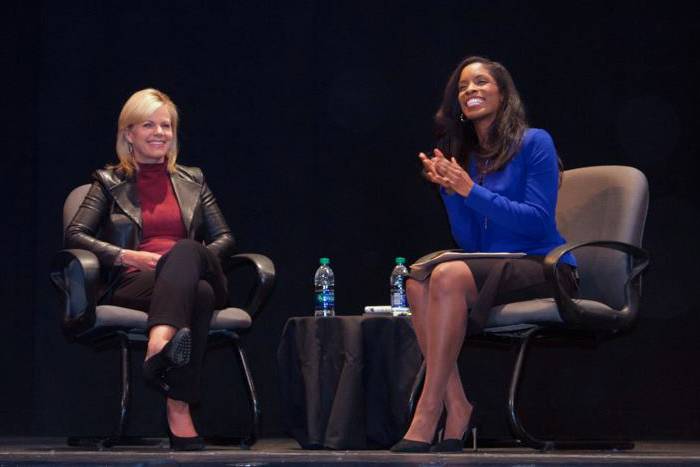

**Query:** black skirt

left=412, top=255, right=579, bottom=335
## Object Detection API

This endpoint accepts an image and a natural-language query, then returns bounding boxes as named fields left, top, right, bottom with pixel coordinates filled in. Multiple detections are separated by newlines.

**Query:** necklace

left=476, top=158, right=492, bottom=230
left=476, top=158, right=492, bottom=185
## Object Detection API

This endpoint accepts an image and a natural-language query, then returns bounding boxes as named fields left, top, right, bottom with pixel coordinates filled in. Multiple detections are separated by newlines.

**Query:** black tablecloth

left=276, top=315, right=422, bottom=449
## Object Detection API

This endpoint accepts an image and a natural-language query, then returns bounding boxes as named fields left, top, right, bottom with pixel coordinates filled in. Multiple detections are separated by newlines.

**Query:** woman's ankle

left=166, top=398, right=198, bottom=437
left=145, top=338, right=168, bottom=360
left=445, top=398, right=472, bottom=415
left=403, top=402, right=443, bottom=443
left=443, top=401, right=474, bottom=439
left=146, top=325, right=177, bottom=359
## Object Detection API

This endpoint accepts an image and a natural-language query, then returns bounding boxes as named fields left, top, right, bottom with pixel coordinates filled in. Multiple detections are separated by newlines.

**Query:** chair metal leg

left=234, top=335, right=260, bottom=448
left=67, top=334, right=162, bottom=449
left=407, top=360, right=426, bottom=420
left=117, top=333, right=130, bottom=437
left=505, top=328, right=634, bottom=451
left=506, top=327, right=551, bottom=450
left=205, top=333, right=261, bottom=449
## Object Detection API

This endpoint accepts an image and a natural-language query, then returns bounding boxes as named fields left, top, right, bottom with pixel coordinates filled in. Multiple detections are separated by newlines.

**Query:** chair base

left=407, top=326, right=636, bottom=452
left=476, top=437, right=634, bottom=451
left=76, top=330, right=260, bottom=450
left=209, top=330, right=261, bottom=447
left=502, top=328, right=637, bottom=451
left=67, top=436, right=164, bottom=450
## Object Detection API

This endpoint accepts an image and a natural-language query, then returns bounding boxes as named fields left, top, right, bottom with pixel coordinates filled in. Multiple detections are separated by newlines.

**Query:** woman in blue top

left=391, top=56, right=578, bottom=453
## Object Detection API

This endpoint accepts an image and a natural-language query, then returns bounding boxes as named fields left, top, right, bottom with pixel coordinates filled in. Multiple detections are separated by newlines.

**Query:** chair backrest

left=556, top=166, right=649, bottom=309
left=63, top=184, right=91, bottom=237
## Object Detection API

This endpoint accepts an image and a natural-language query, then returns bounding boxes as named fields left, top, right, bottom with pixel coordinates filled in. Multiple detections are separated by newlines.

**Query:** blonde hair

left=113, top=88, right=179, bottom=176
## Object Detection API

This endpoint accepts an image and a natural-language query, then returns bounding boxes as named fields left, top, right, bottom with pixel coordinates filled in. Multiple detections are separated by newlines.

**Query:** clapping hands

left=419, top=148, right=475, bottom=197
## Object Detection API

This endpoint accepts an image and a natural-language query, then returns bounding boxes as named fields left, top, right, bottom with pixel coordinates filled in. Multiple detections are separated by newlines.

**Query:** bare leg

left=443, top=366, right=473, bottom=439
left=442, top=265, right=478, bottom=439
left=408, top=280, right=472, bottom=419
left=402, top=262, right=478, bottom=442
left=407, top=278, right=430, bottom=369
left=146, top=325, right=199, bottom=437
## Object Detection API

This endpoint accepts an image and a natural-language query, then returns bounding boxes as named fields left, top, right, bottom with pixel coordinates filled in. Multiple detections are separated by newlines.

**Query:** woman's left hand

left=433, top=148, right=475, bottom=197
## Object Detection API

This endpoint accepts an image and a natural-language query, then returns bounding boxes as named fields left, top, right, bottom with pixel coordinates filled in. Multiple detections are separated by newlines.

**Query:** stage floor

left=2, top=437, right=700, bottom=466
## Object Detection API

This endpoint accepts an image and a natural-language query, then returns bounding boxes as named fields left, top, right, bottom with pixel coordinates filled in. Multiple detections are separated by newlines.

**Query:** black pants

left=109, top=239, right=228, bottom=403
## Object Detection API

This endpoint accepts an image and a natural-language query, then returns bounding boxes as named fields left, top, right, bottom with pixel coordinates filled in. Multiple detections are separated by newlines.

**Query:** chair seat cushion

left=210, top=307, right=252, bottom=330
left=92, top=305, right=252, bottom=332
left=484, top=298, right=617, bottom=332
left=94, top=305, right=149, bottom=330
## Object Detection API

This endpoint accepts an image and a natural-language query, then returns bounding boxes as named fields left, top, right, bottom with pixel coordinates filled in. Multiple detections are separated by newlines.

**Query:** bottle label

left=315, top=289, right=335, bottom=311
left=391, top=291, right=407, bottom=308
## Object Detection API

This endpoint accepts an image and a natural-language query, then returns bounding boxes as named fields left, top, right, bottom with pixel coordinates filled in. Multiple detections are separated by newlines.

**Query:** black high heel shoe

left=390, top=410, right=445, bottom=453
left=168, top=428, right=205, bottom=451
left=430, top=405, right=479, bottom=453
left=143, top=328, right=192, bottom=393
left=390, top=438, right=432, bottom=453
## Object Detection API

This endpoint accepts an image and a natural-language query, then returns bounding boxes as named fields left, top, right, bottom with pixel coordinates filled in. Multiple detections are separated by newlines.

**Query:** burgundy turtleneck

left=128, top=161, right=186, bottom=272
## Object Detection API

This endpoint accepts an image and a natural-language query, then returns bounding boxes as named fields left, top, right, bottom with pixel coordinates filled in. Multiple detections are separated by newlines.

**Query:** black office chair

left=50, top=184, right=275, bottom=449
left=408, top=165, right=650, bottom=451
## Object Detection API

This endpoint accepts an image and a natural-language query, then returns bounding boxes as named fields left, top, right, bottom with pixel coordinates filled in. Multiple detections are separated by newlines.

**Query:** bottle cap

left=395, top=257, right=406, bottom=264
left=319, top=257, right=330, bottom=265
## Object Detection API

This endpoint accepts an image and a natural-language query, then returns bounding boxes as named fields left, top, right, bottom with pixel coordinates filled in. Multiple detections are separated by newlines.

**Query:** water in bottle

left=314, top=257, right=335, bottom=317
left=390, top=257, right=410, bottom=316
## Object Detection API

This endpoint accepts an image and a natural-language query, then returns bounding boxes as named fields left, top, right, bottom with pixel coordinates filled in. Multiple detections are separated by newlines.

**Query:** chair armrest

left=49, top=249, right=101, bottom=334
left=224, top=253, right=276, bottom=320
left=543, top=240, right=650, bottom=330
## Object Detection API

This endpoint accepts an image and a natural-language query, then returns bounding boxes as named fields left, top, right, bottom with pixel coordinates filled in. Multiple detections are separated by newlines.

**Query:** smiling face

left=458, top=62, right=503, bottom=126
left=126, top=105, right=173, bottom=164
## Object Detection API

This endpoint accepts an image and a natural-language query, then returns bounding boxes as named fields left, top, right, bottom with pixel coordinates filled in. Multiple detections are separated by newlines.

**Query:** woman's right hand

left=419, top=151, right=451, bottom=189
left=120, top=250, right=162, bottom=270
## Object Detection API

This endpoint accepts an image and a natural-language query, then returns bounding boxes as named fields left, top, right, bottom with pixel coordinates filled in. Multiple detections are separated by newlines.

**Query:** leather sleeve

left=64, top=179, right=122, bottom=267
left=200, top=178, right=236, bottom=260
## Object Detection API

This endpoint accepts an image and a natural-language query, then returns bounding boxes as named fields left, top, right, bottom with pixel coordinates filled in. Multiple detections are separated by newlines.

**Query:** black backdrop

left=2, top=0, right=699, bottom=439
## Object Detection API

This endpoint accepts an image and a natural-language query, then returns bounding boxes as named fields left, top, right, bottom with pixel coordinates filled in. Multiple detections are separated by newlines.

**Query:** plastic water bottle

left=314, top=257, right=335, bottom=317
left=390, top=257, right=410, bottom=316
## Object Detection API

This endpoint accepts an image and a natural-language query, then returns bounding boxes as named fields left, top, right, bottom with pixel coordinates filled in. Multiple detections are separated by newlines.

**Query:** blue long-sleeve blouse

left=440, top=128, right=576, bottom=266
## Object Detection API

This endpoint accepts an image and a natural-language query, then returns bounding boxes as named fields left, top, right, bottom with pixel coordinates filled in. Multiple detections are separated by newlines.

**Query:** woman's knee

left=162, top=239, right=208, bottom=268
left=196, top=280, right=215, bottom=310
left=429, top=262, right=473, bottom=295
left=406, top=277, right=426, bottom=301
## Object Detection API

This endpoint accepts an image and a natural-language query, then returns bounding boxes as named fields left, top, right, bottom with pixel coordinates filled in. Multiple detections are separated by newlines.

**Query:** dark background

left=2, top=0, right=699, bottom=439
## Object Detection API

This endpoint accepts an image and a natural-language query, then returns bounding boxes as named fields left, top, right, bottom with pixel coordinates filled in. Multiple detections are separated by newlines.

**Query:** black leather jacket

left=66, top=164, right=235, bottom=291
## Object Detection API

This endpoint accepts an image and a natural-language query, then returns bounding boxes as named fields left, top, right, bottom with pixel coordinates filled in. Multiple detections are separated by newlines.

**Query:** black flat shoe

left=143, top=328, right=192, bottom=393
left=168, top=430, right=205, bottom=451
left=431, top=405, right=479, bottom=453
left=390, top=438, right=432, bottom=453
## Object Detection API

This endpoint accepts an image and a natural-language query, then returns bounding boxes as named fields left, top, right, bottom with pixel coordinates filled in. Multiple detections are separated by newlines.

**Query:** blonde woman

left=67, top=88, right=234, bottom=451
